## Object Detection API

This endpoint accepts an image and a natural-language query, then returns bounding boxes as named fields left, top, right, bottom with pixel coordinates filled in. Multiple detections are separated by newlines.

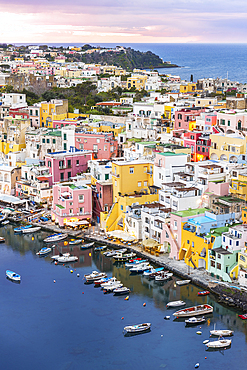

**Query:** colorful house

left=75, top=131, right=118, bottom=160
left=210, top=132, right=247, bottom=163
left=183, top=132, right=211, bottom=162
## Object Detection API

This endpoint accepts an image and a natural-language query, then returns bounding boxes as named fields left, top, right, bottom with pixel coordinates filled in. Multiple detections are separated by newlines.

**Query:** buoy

left=121, top=317, right=124, bottom=320
left=55, top=262, right=58, bottom=265
left=143, top=302, right=146, bottom=307
left=70, top=270, right=73, bottom=273
left=195, top=363, right=199, bottom=369
left=125, top=296, right=129, bottom=300
left=82, top=292, right=84, bottom=294
left=161, top=335, right=163, bottom=337
left=77, top=274, right=80, bottom=277
left=63, top=264, right=65, bottom=266
left=53, top=280, right=56, bottom=283
left=205, top=357, right=207, bottom=359
left=196, top=331, right=202, bottom=335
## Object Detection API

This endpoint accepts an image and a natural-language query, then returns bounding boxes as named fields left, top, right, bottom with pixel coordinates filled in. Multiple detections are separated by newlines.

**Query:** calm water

left=1, top=225, right=247, bottom=370
left=16, top=42, right=247, bottom=83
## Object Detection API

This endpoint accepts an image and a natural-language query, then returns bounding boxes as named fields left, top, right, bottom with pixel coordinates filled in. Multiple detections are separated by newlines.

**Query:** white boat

left=143, top=267, right=164, bottom=276
left=125, top=259, right=147, bottom=268
left=155, top=272, right=173, bottom=282
left=84, top=271, right=107, bottom=282
left=51, top=253, right=70, bottom=261
left=14, top=225, right=32, bottom=233
left=129, top=262, right=152, bottom=273
left=104, top=248, right=127, bottom=257
left=22, top=226, right=41, bottom=234
left=185, top=317, right=206, bottom=326
left=69, top=239, right=83, bottom=245
left=101, top=278, right=121, bottom=288
left=57, top=255, right=78, bottom=263
left=103, top=283, right=123, bottom=292
left=173, top=304, right=214, bottom=318
left=113, top=287, right=130, bottom=295
left=36, top=247, right=52, bottom=256
left=124, top=323, right=151, bottom=334
left=114, top=252, right=136, bottom=262
left=1, top=220, right=9, bottom=225
left=166, top=300, right=186, bottom=308
left=81, top=242, right=94, bottom=249
left=176, top=280, right=191, bottom=286
left=206, top=338, right=232, bottom=349
left=0, top=237, right=5, bottom=243
left=94, top=245, right=107, bottom=251
left=210, top=329, right=234, bottom=337
left=6, top=270, right=21, bottom=282
left=43, top=233, right=68, bottom=243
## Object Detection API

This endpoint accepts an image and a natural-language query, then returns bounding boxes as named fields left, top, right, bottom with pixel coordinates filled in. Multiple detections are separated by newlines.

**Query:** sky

left=1, top=0, right=247, bottom=43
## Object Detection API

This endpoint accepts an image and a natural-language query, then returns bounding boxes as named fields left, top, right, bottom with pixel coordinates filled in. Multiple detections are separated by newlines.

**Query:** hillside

left=67, top=46, right=178, bottom=70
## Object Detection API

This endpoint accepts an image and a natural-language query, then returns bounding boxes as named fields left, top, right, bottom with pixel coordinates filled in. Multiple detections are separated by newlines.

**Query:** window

left=217, top=263, right=221, bottom=270
left=174, top=220, right=177, bottom=230
left=48, top=161, right=51, bottom=167
left=104, top=145, right=107, bottom=151
left=64, top=143, right=67, bottom=150
left=68, top=159, right=71, bottom=167
left=96, top=138, right=100, bottom=143
left=120, top=205, right=123, bottom=210
left=202, top=147, right=205, bottom=153
left=192, top=241, right=194, bottom=248
left=115, top=180, right=117, bottom=187
left=69, top=209, right=73, bottom=214
left=138, top=182, right=141, bottom=187
left=223, top=236, right=225, bottom=242
left=144, top=181, right=147, bottom=186
left=42, top=138, right=45, bottom=143
left=93, top=145, right=98, bottom=152
left=79, top=207, right=84, bottom=214
left=228, top=120, right=231, bottom=126
left=197, top=146, right=200, bottom=151
left=236, top=241, right=239, bottom=246
left=59, top=160, right=63, bottom=168
left=130, top=167, right=134, bottom=174
left=76, top=160, right=79, bottom=166
left=191, top=135, right=194, bottom=140
left=84, top=139, right=87, bottom=143
left=144, top=166, right=147, bottom=173
left=53, top=139, right=56, bottom=144
left=211, top=260, right=215, bottom=267
left=60, top=173, right=64, bottom=181
left=64, top=134, right=67, bottom=140
left=47, top=139, right=50, bottom=143
left=79, top=194, right=84, bottom=202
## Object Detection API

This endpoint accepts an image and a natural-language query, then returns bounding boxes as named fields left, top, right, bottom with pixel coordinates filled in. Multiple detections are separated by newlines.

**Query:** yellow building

left=210, top=133, right=247, bottom=162
left=127, top=75, right=147, bottom=90
left=230, top=174, right=247, bottom=202
left=40, top=100, right=68, bottom=128
left=179, top=82, right=197, bottom=94
left=103, top=160, right=158, bottom=231
left=242, top=207, right=247, bottom=224
left=0, top=117, right=30, bottom=155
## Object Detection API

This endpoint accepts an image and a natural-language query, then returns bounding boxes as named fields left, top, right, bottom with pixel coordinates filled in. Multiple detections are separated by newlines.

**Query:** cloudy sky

left=0, top=0, right=247, bottom=43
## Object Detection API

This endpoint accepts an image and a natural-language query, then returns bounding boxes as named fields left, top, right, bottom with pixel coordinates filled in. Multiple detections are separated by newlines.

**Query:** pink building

left=45, top=148, right=92, bottom=184
left=53, top=119, right=79, bottom=129
left=75, top=131, right=118, bottom=160
left=51, top=181, right=92, bottom=226
left=174, top=108, right=205, bottom=131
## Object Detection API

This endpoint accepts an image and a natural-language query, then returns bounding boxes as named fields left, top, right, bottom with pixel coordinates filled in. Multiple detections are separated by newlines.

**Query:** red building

left=92, top=180, right=113, bottom=223
left=183, top=131, right=211, bottom=162
left=9, top=108, right=29, bottom=119
left=75, top=131, right=118, bottom=160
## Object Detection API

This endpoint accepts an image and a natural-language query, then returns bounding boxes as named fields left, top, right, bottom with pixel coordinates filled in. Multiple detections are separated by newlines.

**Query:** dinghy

left=6, top=270, right=21, bottom=282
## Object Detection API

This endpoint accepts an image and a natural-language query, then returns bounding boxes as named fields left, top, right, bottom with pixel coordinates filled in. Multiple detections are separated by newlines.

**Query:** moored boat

left=14, top=225, right=32, bottom=233
left=36, top=247, right=52, bottom=256
left=155, top=272, right=173, bottom=282
left=51, top=252, right=70, bottom=261
left=173, top=304, right=213, bottom=318
left=43, top=233, right=68, bottom=243
left=205, top=338, right=232, bottom=349
left=84, top=271, right=107, bottom=283
left=103, top=283, right=123, bottom=293
left=210, top=329, right=234, bottom=337
left=123, top=323, right=151, bottom=334
left=143, top=267, right=164, bottom=277
left=81, top=242, right=94, bottom=250
left=103, top=248, right=127, bottom=257
left=1, top=220, right=9, bottom=225
left=129, top=262, right=152, bottom=273
left=94, top=245, right=107, bottom=251
left=57, top=255, right=78, bottom=263
left=176, top=280, right=191, bottom=286
left=166, top=300, right=186, bottom=308
left=22, top=226, right=41, bottom=234
left=185, top=317, right=206, bottom=326
left=6, top=270, right=21, bottom=282
left=94, top=277, right=112, bottom=286
left=114, top=252, right=136, bottom=262
left=69, top=239, right=83, bottom=245
left=125, top=259, right=147, bottom=268
left=239, top=314, right=247, bottom=320
left=198, top=290, right=210, bottom=296
left=0, top=237, right=5, bottom=243
left=113, top=287, right=130, bottom=295
left=101, top=277, right=121, bottom=288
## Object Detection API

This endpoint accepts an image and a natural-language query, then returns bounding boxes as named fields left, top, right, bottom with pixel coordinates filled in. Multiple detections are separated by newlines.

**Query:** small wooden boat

left=84, top=271, right=107, bottom=283
left=124, top=323, right=151, bottom=334
left=36, top=247, right=52, bottom=256
left=113, top=287, right=130, bottom=295
left=94, top=245, right=107, bottom=251
left=198, top=290, right=210, bottom=296
left=166, top=300, right=186, bottom=308
left=6, top=270, right=21, bottom=282
left=22, top=226, right=41, bottom=234
left=173, top=304, right=213, bottom=318
left=69, top=239, right=83, bottom=245
left=176, top=280, right=191, bottom=286
left=239, top=314, right=247, bottom=320
left=185, top=317, right=206, bottom=326
left=205, top=338, right=231, bottom=349
left=81, top=242, right=94, bottom=250
left=0, top=237, right=5, bottom=243
left=210, top=329, right=233, bottom=337
left=43, top=233, right=68, bottom=243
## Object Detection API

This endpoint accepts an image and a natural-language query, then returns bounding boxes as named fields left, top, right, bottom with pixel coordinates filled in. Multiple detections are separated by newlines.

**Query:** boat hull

left=173, top=304, right=213, bottom=318
left=43, top=234, right=68, bottom=243
left=124, top=323, right=151, bottom=334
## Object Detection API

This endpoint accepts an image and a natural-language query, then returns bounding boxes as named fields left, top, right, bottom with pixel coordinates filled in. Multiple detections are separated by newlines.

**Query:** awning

left=107, top=230, right=135, bottom=241
left=0, top=194, right=25, bottom=205
left=142, top=238, right=160, bottom=248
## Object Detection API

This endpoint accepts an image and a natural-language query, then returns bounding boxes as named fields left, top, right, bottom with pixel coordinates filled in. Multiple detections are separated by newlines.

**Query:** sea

left=15, top=42, right=247, bottom=83
left=1, top=224, right=247, bottom=370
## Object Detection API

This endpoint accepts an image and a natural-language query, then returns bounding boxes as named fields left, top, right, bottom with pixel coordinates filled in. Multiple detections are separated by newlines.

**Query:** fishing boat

left=101, top=278, right=121, bottom=289
left=205, top=338, right=232, bottom=349
left=84, top=271, right=107, bottom=283
left=94, top=277, right=112, bottom=286
left=149, top=270, right=167, bottom=280
left=22, top=226, right=41, bottom=234
left=143, top=267, right=164, bottom=277
left=51, top=252, right=70, bottom=261
left=239, top=314, right=247, bottom=320
left=6, top=270, right=21, bottom=282
left=125, top=259, right=147, bottom=268
left=104, top=248, right=127, bottom=257
left=69, top=239, right=83, bottom=245
left=14, top=225, right=33, bottom=233
left=210, top=329, right=234, bottom=337
left=155, top=272, right=173, bottom=282
left=166, top=300, right=186, bottom=308
left=0, top=237, right=5, bottom=243
left=103, top=283, right=123, bottom=293
left=129, top=262, right=152, bottom=273
left=43, top=233, right=68, bottom=243
left=176, top=280, right=191, bottom=286
left=81, top=242, right=94, bottom=250
left=36, top=247, right=52, bottom=256
left=57, top=255, right=78, bottom=263
left=185, top=317, right=206, bottom=326
left=198, top=290, right=210, bottom=296
left=113, top=287, right=130, bottom=295
left=173, top=304, right=214, bottom=318
left=94, top=245, right=107, bottom=251
left=123, top=323, right=151, bottom=334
